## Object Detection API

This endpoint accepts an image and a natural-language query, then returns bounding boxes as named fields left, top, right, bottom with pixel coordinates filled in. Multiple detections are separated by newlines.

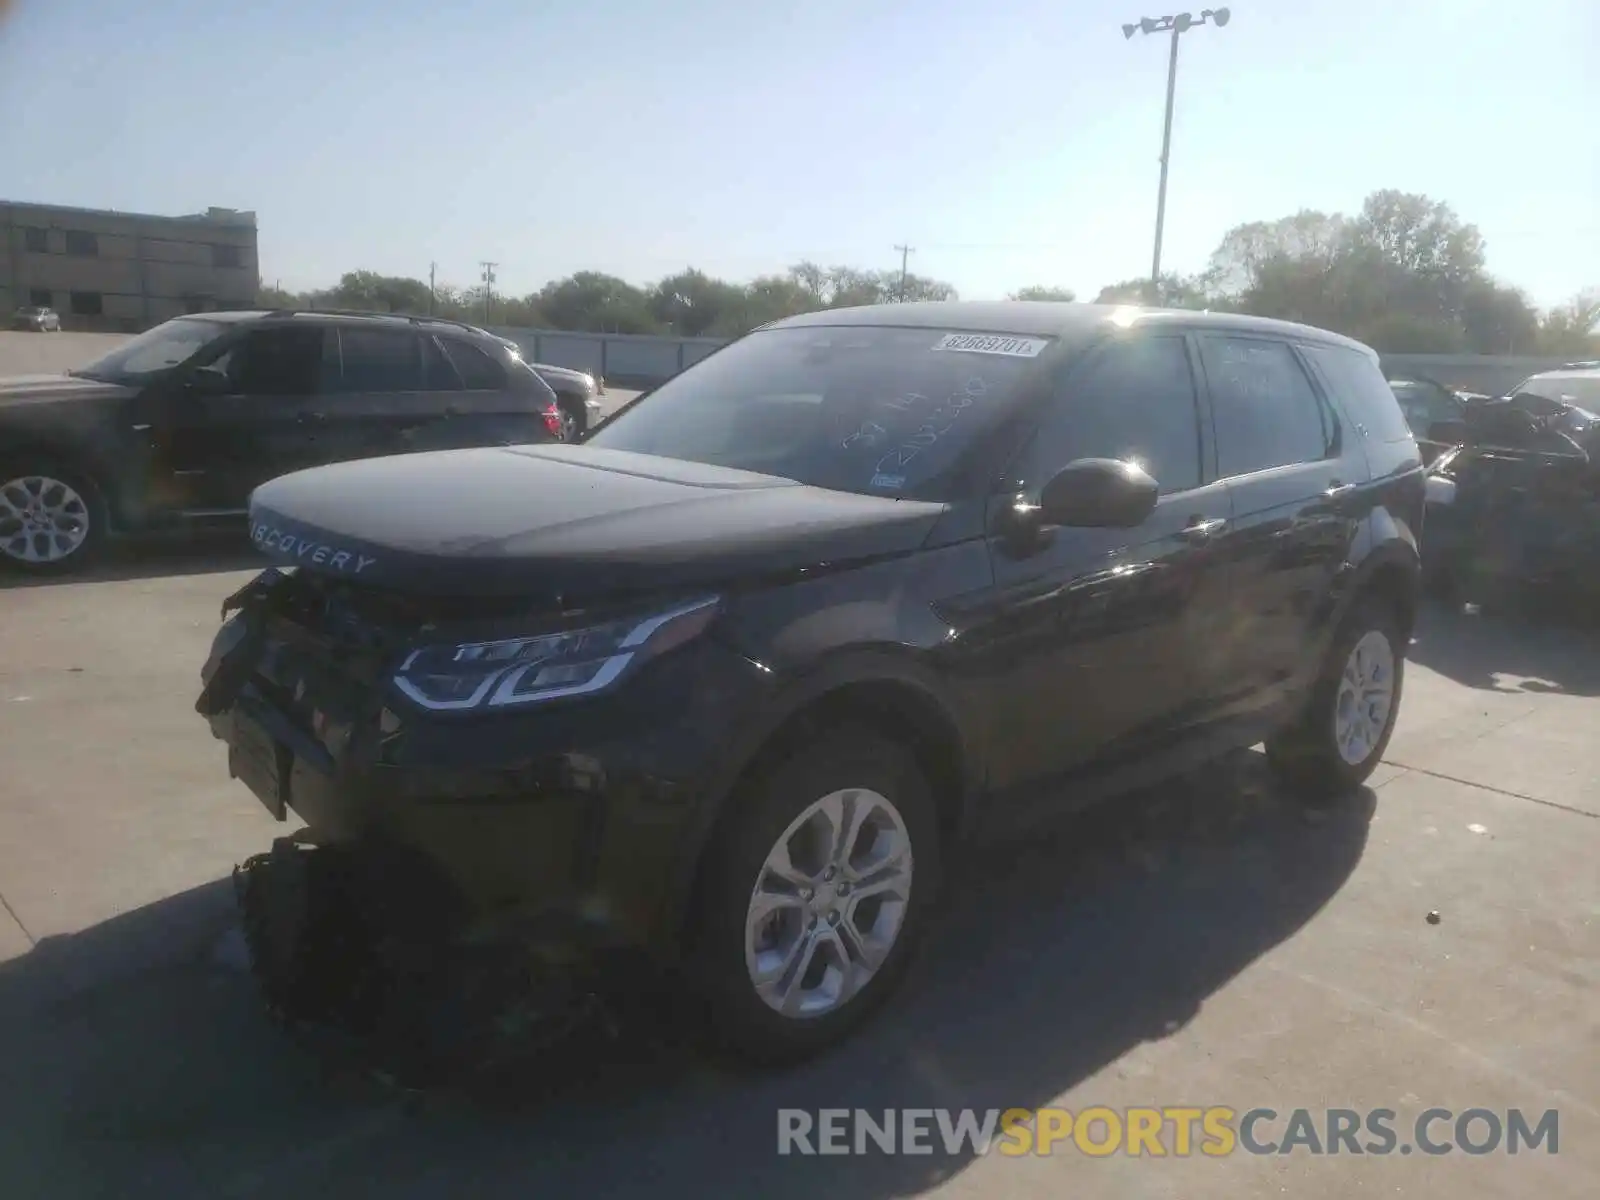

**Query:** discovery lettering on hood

left=251, top=522, right=377, bottom=574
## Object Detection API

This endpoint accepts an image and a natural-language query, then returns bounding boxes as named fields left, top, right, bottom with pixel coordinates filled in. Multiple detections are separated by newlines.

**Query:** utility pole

left=894, top=244, right=914, bottom=302
left=428, top=262, right=437, bottom=315
left=479, top=260, right=497, bottom=324
left=1122, top=8, right=1231, bottom=304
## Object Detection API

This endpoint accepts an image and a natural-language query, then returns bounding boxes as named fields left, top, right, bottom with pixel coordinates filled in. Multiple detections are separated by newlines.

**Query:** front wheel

left=689, top=730, right=940, bottom=1066
left=1266, top=595, right=1405, bottom=800
left=0, top=461, right=109, bottom=575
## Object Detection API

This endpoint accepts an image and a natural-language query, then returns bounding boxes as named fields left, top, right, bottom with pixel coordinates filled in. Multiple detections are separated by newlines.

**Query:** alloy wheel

left=0, top=474, right=92, bottom=564
left=1334, top=629, right=1395, bottom=765
left=743, top=787, right=914, bottom=1019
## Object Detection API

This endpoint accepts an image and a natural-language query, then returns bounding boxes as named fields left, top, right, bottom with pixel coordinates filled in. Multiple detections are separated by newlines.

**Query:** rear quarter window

left=1302, top=344, right=1414, bottom=443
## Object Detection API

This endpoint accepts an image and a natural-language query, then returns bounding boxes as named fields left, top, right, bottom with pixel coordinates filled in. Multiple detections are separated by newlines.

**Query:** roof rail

left=261, top=307, right=488, bottom=335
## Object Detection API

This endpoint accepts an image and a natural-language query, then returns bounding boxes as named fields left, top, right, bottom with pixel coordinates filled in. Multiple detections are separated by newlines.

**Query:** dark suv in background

left=199, top=301, right=1423, bottom=1071
left=0, top=309, right=562, bottom=575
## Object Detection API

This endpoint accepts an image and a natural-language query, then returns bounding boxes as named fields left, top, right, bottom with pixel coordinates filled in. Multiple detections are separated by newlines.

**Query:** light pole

left=1123, top=7, right=1230, bottom=304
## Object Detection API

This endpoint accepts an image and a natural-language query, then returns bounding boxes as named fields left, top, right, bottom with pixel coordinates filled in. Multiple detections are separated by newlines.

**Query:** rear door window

left=437, top=337, right=508, bottom=391
left=332, top=327, right=421, bottom=393
left=1199, top=336, right=1334, bottom=477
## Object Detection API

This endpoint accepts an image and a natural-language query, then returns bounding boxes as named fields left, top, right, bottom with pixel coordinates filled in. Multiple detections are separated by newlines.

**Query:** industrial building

left=1, top=200, right=259, bottom=331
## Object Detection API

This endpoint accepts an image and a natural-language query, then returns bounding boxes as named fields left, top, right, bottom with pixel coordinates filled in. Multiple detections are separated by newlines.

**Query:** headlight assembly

left=392, top=596, right=720, bottom=711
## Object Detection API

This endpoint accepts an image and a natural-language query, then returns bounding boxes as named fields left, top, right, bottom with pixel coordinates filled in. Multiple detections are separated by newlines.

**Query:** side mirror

left=1039, top=458, right=1160, bottom=528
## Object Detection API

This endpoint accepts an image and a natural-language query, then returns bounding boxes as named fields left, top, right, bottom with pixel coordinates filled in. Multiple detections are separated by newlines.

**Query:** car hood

left=0, top=373, right=133, bottom=408
left=247, top=444, right=946, bottom=601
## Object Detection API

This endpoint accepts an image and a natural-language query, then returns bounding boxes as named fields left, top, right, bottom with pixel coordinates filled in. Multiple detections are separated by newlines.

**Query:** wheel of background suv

left=557, top=399, right=583, bottom=442
left=0, top=459, right=108, bottom=575
left=1266, top=594, right=1404, bottom=800
left=690, top=729, right=940, bottom=1066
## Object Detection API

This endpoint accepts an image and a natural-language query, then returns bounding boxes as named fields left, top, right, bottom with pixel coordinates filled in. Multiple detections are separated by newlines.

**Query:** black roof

left=766, top=300, right=1376, bottom=355
left=185, top=308, right=499, bottom=336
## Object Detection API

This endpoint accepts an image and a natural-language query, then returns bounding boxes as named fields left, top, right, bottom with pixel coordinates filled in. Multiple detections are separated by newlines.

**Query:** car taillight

left=540, top=401, right=562, bottom=438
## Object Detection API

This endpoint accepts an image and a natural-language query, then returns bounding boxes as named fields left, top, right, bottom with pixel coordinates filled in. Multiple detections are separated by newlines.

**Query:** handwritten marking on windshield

left=869, top=376, right=991, bottom=486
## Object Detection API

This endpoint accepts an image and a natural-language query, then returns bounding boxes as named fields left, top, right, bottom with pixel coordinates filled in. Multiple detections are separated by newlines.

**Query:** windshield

left=586, top=326, right=1051, bottom=497
left=73, top=317, right=230, bottom=384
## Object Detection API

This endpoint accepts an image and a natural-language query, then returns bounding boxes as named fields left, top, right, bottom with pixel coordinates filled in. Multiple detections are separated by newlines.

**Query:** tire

left=0, top=458, right=110, bottom=576
left=557, top=398, right=584, bottom=442
left=1266, top=594, right=1405, bottom=801
left=688, top=729, right=941, bottom=1066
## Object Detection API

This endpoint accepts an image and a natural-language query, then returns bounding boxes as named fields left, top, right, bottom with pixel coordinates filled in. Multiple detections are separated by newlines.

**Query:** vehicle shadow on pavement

left=1409, top=599, right=1600, bottom=696
left=0, top=751, right=1373, bottom=1200
left=0, top=532, right=260, bottom=589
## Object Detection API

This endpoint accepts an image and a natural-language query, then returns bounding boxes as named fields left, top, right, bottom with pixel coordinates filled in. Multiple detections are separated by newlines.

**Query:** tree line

left=258, top=189, right=1598, bottom=356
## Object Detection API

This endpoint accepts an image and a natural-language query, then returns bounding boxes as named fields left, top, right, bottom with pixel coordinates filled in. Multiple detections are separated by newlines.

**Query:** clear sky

left=2, top=0, right=1595, bottom=308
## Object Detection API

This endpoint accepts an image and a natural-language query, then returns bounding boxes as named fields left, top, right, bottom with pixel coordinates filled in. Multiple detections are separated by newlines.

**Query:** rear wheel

left=1267, top=595, right=1405, bottom=800
left=557, top=399, right=584, bottom=442
left=689, top=730, right=940, bottom=1066
left=0, top=460, right=109, bottom=575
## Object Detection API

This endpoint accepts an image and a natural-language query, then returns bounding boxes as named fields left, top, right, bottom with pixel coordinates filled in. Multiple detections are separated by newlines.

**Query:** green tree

left=1008, top=286, right=1077, bottom=302
left=535, top=271, right=660, bottom=334
left=1094, top=273, right=1207, bottom=308
left=647, top=268, right=745, bottom=337
left=1459, top=280, right=1541, bottom=355
left=887, top=270, right=958, bottom=303
left=710, top=274, right=818, bottom=337
left=1536, top=289, right=1600, bottom=356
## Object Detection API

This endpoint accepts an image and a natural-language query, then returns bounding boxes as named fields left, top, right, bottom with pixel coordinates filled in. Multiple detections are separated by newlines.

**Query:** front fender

left=650, top=644, right=979, bottom=959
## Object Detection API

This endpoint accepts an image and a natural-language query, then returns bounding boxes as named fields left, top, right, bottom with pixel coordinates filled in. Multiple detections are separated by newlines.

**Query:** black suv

left=198, top=302, right=1423, bottom=1067
left=0, top=309, right=563, bottom=575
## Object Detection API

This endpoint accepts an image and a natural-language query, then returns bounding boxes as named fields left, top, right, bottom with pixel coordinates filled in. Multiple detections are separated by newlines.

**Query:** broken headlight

left=392, top=596, right=720, bottom=711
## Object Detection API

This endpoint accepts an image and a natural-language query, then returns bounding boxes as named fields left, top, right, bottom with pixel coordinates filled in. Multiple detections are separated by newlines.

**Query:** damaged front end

left=1422, top=431, right=1600, bottom=607
left=232, top=835, right=613, bottom=1089
left=200, top=569, right=652, bottom=1088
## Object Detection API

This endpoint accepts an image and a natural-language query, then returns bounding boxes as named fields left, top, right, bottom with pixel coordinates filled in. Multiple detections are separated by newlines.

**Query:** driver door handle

left=1178, top=516, right=1227, bottom=542
left=296, top=411, right=327, bottom=425
left=1324, top=480, right=1357, bottom=499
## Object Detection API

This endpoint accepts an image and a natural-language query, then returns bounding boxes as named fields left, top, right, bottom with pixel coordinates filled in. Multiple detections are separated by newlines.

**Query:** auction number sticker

left=933, top=332, right=1049, bottom=358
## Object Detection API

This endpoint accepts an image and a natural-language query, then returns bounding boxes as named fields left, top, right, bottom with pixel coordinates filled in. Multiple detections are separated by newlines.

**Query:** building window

left=28, top=288, right=52, bottom=307
left=69, top=291, right=104, bottom=316
left=23, top=227, right=49, bottom=253
left=212, top=243, right=243, bottom=269
left=64, top=230, right=98, bottom=256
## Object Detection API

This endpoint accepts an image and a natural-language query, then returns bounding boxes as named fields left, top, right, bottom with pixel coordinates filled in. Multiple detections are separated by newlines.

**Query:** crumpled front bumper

left=196, top=573, right=771, bottom=959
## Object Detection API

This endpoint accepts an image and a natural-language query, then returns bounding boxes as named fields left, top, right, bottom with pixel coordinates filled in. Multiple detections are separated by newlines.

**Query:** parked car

left=0, top=308, right=562, bottom=575
left=198, top=301, right=1422, bottom=1072
left=470, top=328, right=604, bottom=440
left=1499, top=366, right=1600, bottom=443
left=1422, top=404, right=1600, bottom=605
left=11, top=305, right=61, bottom=332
